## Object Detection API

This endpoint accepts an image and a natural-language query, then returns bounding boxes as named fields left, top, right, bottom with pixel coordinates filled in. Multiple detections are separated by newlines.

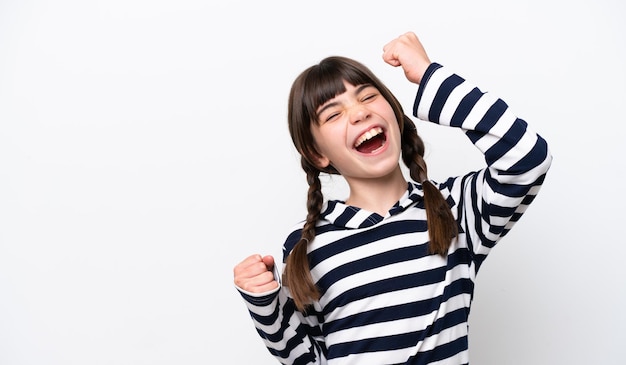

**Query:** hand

left=382, top=31, right=431, bottom=84
left=233, top=254, right=279, bottom=293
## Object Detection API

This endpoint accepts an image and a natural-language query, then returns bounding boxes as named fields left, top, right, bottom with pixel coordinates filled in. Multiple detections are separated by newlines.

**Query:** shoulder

left=281, top=221, right=305, bottom=259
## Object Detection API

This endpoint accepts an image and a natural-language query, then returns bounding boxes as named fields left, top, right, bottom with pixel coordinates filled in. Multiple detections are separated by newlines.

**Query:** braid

left=401, top=116, right=427, bottom=183
left=283, top=157, right=324, bottom=311
left=401, top=116, right=457, bottom=255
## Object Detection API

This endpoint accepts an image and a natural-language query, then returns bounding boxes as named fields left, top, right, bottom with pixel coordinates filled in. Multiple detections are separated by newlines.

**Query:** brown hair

left=284, top=56, right=457, bottom=311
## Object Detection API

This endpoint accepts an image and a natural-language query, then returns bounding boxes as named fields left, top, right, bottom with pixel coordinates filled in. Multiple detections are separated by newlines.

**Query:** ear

left=312, top=153, right=331, bottom=169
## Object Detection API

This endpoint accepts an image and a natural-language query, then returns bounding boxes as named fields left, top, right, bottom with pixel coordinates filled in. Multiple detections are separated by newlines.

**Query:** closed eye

left=325, top=111, right=341, bottom=122
left=361, top=93, right=377, bottom=102
left=358, top=84, right=380, bottom=102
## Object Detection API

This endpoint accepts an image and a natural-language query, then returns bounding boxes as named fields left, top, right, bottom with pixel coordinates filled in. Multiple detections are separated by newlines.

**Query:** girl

left=233, top=32, right=552, bottom=364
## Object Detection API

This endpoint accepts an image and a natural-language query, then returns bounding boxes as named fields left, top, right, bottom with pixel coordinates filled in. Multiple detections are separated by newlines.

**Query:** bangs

left=303, top=57, right=374, bottom=123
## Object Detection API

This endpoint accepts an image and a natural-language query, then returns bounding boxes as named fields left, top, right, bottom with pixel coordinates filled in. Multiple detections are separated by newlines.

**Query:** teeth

left=355, top=127, right=383, bottom=147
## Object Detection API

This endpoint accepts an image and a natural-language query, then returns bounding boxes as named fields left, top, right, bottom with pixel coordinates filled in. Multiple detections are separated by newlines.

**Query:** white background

left=1, top=0, right=625, bottom=364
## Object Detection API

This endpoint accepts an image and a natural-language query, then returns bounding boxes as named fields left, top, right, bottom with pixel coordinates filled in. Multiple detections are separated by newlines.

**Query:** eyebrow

left=316, top=84, right=373, bottom=118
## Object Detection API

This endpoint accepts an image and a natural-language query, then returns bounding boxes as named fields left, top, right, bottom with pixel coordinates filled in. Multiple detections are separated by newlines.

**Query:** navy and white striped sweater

left=238, top=63, right=552, bottom=364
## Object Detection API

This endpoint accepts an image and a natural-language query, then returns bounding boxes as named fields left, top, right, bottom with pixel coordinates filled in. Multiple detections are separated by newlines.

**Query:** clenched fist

left=233, top=254, right=279, bottom=293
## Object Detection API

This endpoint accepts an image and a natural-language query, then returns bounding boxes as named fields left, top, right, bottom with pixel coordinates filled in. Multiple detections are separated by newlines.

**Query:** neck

left=344, top=167, right=408, bottom=216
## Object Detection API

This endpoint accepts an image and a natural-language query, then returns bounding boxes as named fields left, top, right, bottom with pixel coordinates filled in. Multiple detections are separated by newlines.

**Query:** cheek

left=310, top=126, right=331, bottom=157
left=308, top=134, right=333, bottom=169
left=387, top=118, right=403, bottom=146
left=310, top=126, right=324, bottom=149
left=391, top=123, right=403, bottom=144
left=312, top=124, right=341, bottom=149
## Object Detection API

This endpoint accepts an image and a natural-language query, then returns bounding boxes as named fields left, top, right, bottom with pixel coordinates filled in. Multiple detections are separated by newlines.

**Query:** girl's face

left=310, top=81, right=402, bottom=182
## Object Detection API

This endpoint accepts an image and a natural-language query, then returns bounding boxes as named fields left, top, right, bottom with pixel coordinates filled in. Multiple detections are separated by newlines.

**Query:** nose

left=349, top=106, right=371, bottom=124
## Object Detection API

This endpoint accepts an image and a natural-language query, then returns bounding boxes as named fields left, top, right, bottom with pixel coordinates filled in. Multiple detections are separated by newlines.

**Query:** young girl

left=233, top=32, right=551, bottom=364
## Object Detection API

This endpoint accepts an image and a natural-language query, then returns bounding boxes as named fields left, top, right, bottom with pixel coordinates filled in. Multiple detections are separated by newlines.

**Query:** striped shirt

left=238, top=63, right=552, bottom=364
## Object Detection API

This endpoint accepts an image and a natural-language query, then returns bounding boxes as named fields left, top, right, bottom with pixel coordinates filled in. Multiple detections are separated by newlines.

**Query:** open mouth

left=354, top=127, right=386, bottom=153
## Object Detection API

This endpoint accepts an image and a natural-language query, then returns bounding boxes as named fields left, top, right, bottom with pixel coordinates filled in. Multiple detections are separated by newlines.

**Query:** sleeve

left=235, top=229, right=327, bottom=364
left=413, top=63, right=552, bottom=265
